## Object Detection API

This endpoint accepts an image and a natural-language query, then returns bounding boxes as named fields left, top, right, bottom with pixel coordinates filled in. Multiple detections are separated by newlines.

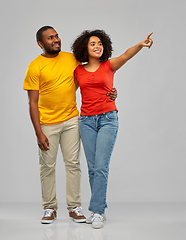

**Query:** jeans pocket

left=79, top=115, right=88, bottom=121
left=105, top=111, right=118, bottom=122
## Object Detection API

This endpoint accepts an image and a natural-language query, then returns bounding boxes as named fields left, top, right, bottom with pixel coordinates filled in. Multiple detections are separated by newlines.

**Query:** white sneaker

left=92, top=213, right=104, bottom=229
left=86, top=212, right=106, bottom=224
left=102, top=213, right=106, bottom=221
left=86, top=212, right=94, bottom=224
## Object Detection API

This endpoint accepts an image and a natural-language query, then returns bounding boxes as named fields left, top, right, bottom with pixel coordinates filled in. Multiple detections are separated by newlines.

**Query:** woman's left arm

left=110, top=32, right=153, bottom=72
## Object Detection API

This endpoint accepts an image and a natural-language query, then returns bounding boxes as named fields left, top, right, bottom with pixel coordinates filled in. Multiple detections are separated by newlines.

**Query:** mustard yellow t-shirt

left=23, top=51, right=79, bottom=125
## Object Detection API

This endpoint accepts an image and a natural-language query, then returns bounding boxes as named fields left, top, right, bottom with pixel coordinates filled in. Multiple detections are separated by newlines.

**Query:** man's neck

left=41, top=51, right=60, bottom=58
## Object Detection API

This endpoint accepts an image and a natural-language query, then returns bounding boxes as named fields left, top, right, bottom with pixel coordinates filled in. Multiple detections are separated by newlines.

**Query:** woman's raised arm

left=110, top=32, right=153, bottom=72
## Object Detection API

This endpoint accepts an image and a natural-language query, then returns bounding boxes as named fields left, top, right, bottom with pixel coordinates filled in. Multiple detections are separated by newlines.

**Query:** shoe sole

left=41, top=217, right=57, bottom=224
left=69, top=217, right=86, bottom=223
left=86, top=220, right=92, bottom=224
left=92, top=223, right=103, bottom=229
left=87, top=218, right=106, bottom=224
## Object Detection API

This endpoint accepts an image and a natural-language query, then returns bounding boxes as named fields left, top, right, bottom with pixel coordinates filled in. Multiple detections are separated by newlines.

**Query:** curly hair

left=71, top=29, right=113, bottom=62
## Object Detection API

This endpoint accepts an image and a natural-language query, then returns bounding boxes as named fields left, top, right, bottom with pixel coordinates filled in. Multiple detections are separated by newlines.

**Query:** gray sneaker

left=86, top=212, right=106, bottom=224
left=92, top=213, right=104, bottom=229
left=86, top=212, right=94, bottom=224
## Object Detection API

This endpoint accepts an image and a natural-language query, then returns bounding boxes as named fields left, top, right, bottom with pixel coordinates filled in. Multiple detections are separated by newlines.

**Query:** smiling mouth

left=53, top=43, right=60, bottom=48
left=94, top=50, right=101, bottom=53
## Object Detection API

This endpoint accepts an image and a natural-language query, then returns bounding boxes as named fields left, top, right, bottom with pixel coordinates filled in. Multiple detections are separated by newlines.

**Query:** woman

left=71, top=30, right=153, bottom=229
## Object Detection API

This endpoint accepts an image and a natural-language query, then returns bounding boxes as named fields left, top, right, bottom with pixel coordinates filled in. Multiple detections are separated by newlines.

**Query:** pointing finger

left=147, top=32, right=153, bottom=39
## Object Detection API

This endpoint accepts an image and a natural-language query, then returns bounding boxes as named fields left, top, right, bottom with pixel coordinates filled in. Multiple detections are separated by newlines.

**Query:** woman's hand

left=141, top=32, right=153, bottom=49
left=110, top=32, right=153, bottom=72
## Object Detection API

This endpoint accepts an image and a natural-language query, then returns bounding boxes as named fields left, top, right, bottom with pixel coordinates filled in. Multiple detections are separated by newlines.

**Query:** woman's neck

left=84, top=58, right=100, bottom=72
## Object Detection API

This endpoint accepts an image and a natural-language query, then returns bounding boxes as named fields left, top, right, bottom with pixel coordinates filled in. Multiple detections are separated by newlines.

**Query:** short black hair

left=36, top=26, right=54, bottom=42
left=71, top=29, right=113, bottom=62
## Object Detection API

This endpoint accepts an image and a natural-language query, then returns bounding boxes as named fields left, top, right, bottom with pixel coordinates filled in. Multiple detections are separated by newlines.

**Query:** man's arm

left=74, top=76, right=79, bottom=91
left=107, top=88, right=117, bottom=101
left=27, top=90, right=50, bottom=151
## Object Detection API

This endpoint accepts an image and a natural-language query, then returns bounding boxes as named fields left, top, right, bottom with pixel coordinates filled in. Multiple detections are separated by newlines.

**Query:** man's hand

left=107, top=88, right=118, bottom=101
left=37, top=132, right=50, bottom=151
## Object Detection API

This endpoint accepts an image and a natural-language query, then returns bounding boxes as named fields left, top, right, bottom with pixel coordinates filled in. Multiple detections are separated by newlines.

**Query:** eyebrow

left=90, top=40, right=102, bottom=44
left=48, top=34, right=58, bottom=38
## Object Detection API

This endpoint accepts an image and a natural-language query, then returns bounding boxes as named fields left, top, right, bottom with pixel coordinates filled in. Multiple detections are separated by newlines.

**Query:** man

left=23, top=26, right=117, bottom=224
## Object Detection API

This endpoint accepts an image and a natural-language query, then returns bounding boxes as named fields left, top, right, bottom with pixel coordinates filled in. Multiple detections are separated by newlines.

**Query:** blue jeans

left=79, top=111, right=118, bottom=214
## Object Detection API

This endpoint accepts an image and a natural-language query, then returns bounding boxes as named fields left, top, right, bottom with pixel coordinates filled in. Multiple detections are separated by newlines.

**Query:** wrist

left=139, top=42, right=144, bottom=48
left=35, top=129, right=43, bottom=138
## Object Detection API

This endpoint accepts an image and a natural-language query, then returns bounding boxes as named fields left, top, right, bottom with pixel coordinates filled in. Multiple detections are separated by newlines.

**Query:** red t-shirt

left=75, top=60, right=118, bottom=115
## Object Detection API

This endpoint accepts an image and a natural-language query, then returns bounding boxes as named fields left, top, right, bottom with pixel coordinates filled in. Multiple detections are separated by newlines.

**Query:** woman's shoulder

left=101, top=60, right=113, bottom=71
left=102, top=59, right=111, bottom=65
left=76, top=64, right=84, bottom=71
left=74, top=64, right=85, bottom=78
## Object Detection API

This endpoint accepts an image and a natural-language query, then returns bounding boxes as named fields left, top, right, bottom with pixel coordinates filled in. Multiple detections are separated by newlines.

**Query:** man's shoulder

left=59, top=51, right=80, bottom=67
left=59, top=51, right=75, bottom=59
left=28, top=55, right=42, bottom=68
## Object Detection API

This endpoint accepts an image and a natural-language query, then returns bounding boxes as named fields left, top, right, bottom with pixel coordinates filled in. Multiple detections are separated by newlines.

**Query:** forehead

left=89, top=36, right=101, bottom=42
left=42, top=28, right=58, bottom=38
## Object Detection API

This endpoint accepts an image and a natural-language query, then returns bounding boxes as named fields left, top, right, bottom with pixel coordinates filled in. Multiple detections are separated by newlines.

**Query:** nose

left=95, top=43, right=100, bottom=48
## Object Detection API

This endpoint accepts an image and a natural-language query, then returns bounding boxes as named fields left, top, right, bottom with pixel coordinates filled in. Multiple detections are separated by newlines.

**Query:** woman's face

left=87, top=36, right=104, bottom=59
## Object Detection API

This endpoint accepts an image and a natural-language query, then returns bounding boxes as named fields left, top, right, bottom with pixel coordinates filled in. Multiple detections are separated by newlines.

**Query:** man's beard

left=43, top=43, right=61, bottom=54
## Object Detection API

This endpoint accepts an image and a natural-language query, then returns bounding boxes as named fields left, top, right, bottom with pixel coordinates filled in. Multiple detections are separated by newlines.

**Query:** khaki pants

left=39, top=116, right=81, bottom=211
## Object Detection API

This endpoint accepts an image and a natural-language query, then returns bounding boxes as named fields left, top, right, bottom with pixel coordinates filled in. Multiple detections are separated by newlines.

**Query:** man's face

left=39, top=28, right=61, bottom=56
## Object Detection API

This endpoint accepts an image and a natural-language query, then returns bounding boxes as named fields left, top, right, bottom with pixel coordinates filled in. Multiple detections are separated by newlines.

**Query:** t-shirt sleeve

left=23, top=65, right=40, bottom=90
left=107, top=59, right=115, bottom=74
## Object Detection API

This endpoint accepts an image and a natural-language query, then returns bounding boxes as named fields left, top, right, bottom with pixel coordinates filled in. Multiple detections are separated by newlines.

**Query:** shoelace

left=43, top=209, right=54, bottom=217
left=92, top=213, right=103, bottom=222
left=88, top=212, right=95, bottom=222
left=72, top=206, right=84, bottom=216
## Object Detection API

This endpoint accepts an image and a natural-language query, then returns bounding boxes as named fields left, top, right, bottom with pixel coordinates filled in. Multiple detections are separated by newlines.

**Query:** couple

left=23, top=26, right=153, bottom=229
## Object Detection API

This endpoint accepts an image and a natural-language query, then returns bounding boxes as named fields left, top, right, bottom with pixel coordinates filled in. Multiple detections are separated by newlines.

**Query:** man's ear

left=38, top=41, right=44, bottom=49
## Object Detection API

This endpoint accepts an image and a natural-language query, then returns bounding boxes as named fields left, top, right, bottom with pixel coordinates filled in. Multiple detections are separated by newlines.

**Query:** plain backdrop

left=0, top=0, right=186, bottom=205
